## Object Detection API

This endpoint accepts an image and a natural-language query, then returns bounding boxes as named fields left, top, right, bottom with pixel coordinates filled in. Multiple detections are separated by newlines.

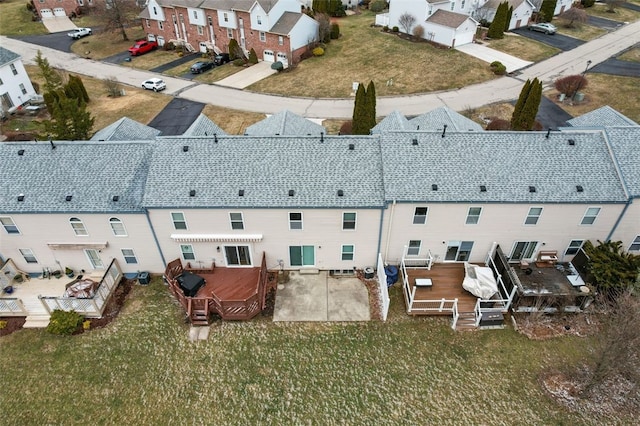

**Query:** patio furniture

left=462, top=262, right=498, bottom=299
left=176, top=272, right=205, bottom=297
left=415, top=278, right=432, bottom=289
left=535, top=251, right=558, bottom=268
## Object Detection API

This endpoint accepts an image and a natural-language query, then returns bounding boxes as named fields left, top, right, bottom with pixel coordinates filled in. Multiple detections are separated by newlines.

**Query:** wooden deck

left=404, top=263, right=478, bottom=314
left=195, top=267, right=260, bottom=301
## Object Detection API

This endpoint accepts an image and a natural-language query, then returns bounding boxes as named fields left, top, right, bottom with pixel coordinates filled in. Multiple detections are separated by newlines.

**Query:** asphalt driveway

left=147, top=98, right=204, bottom=135
left=13, top=32, right=75, bottom=53
left=535, top=96, right=573, bottom=129
left=512, top=28, right=585, bottom=51
left=589, top=57, right=640, bottom=77
left=587, top=15, right=624, bottom=31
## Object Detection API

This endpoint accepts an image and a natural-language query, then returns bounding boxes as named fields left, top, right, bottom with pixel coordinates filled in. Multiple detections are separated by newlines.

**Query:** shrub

left=490, top=61, right=507, bottom=75
left=486, top=118, right=511, bottom=130
left=554, top=74, right=588, bottom=95
left=383, top=25, right=389, bottom=32
left=392, top=26, right=399, bottom=32
left=103, top=77, right=122, bottom=97
left=581, top=0, right=595, bottom=7
left=233, top=58, right=246, bottom=66
left=248, top=48, right=258, bottom=64
left=339, top=120, right=353, bottom=135
left=26, top=2, right=33, bottom=11
left=312, top=47, right=325, bottom=56
left=413, top=25, right=424, bottom=39
left=0, top=320, right=7, bottom=330
left=46, top=310, right=83, bottom=335
left=83, top=320, right=91, bottom=330
left=165, top=42, right=175, bottom=51
left=330, top=23, right=340, bottom=39
left=271, top=61, right=284, bottom=71
left=369, top=0, right=387, bottom=12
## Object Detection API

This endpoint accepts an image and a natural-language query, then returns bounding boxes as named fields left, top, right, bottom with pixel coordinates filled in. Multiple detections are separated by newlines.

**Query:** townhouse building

left=0, top=47, right=38, bottom=118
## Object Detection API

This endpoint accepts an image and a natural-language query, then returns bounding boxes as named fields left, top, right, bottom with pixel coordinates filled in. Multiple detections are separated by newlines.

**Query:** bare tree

left=558, top=7, right=588, bottom=28
left=103, top=77, right=123, bottom=97
left=97, top=0, right=142, bottom=41
left=398, top=12, right=416, bottom=35
left=315, top=13, right=331, bottom=44
left=412, top=24, right=424, bottom=39
left=604, top=0, right=624, bottom=13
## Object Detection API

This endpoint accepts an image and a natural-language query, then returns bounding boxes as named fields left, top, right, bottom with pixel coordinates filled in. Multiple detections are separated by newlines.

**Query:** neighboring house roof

left=200, top=0, right=255, bottom=11
left=371, top=110, right=413, bottom=134
left=603, top=127, right=640, bottom=197
left=482, top=0, right=533, bottom=10
left=566, top=105, right=639, bottom=128
left=244, top=110, right=326, bottom=136
left=182, top=114, right=227, bottom=136
left=0, top=141, right=153, bottom=213
left=409, top=107, right=483, bottom=132
left=139, top=8, right=152, bottom=19
left=142, top=136, right=385, bottom=208
left=90, top=117, right=161, bottom=141
left=0, top=46, right=20, bottom=67
left=255, top=0, right=276, bottom=12
left=427, top=10, right=476, bottom=28
left=426, top=0, right=451, bottom=4
left=270, top=11, right=303, bottom=35
left=380, top=130, right=628, bottom=203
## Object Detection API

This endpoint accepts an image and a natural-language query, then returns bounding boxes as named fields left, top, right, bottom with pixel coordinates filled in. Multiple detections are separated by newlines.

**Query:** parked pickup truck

left=67, top=27, right=92, bottom=39
left=128, top=40, right=158, bottom=56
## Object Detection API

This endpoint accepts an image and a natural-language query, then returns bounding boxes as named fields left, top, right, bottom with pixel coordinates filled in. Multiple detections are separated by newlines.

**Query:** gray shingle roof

left=371, top=110, right=413, bottom=134
left=0, top=46, right=20, bottom=67
left=0, top=141, right=153, bottom=213
left=380, top=130, right=627, bottom=203
left=182, top=114, right=227, bottom=137
left=90, top=117, right=161, bottom=141
left=200, top=0, right=255, bottom=11
left=604, top=127, right=640, bottom=197
left=143, top=136, right=385, bottom=208
left=409, top=106, right=483, bottom=132
left=269, top=11, right=303, bottom=35
left=244, top=110, right=326, bottom=136
left=426, top=10, right=473, bottom=28
left=567, top=105, right=639, bottom=128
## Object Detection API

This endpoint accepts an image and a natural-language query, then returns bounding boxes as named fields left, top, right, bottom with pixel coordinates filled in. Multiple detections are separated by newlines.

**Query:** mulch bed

left=513, top=312, right=600, bottom=340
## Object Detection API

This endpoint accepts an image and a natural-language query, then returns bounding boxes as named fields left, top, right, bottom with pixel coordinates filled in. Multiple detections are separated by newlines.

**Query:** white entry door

left=85, top=249, right=104, bottom=269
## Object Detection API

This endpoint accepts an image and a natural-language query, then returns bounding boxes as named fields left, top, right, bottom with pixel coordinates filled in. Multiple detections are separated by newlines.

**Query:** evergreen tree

left=487, top=2, right=508, bottom=39
left=511, top=79, right=531, bottom=129
left=352, top=83, right=367, bottom=135
left=70, top=75, right=90, bottom=103
left=511, top=78, right=542, bottom=130
left=35, top=50, right=62, bottom=94
left=248, top=48, right=258, bottom=64
left=44, top=94, right=94, bottom=140
left=313, top=0, right=327, bottom=13
left=228, top=39, right=244, bottom=60
left=540, top=0, right=558, bottom=22
left=365, top=80, right=377, bottom=133
left=505, top=5, right=513, bottom=32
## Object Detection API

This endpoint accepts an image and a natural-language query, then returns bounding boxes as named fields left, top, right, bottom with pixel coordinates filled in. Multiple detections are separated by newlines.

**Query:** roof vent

left=412, top=138, right=418, bottom=146
left=480, top=185, right=487, bottom=192
left=320, top=132, right=324, bottom=143
left=189, top=190, right=196, bottom=197
left=441, top=124, right=448, bottom=138
left=432, top=184, right=438, bottom=191
left=546, top=129, right=551, bottom=139
left=275, top=133, right=280, bottom=136
left=337, top=189, right=344, bottom=197
left=182, top=145, right=189, bottom=152
left=348, top=143, right=354, bottom=151
left=576, top=185, right=584, bottom=193
left=50, top=140, right=56, bottom=149
left=568, top=139, right=576, bottom=146
left=18, top=149, right=25, bottom=156
left=112, top=195, right=119, bottom=202
left=529, top=186, right=536, bottom=193
left=214, top=134, right=218, bottom=143
left=238, top=189, right=245, bottom=197
left=288, top=190, right=295, bottom=197
left=65, top=195, right=73, bottom=201
left=17, top=194, right=25, bottom=202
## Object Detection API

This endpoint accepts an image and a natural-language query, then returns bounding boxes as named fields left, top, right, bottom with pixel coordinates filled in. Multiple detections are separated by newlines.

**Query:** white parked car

left=67, top=27, right=92, bottom=39
left=141, top=78, right=167, bottom=92
left=528, top=22, right=557, bottom=35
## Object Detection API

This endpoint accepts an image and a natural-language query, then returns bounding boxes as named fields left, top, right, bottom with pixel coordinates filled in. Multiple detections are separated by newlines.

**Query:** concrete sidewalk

left=456, top=43, right=532, bottom=73
left=215, top=61, right=277, bottom=89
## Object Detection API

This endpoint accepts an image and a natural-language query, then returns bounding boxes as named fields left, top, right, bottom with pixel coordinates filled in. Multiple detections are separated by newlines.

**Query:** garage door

left=53, top=8, right=66, bottom=17
left=263, top=50, right=274, bottom=62
left=276, top=52, right=288, bottom=69
left=157, top=36, right=165, bottom=47
left=40, top=9, right=53, bottom=18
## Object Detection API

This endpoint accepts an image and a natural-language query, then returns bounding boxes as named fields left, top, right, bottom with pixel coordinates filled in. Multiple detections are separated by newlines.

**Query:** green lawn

left=0, top=278, right=630, bottom=424
left=0, top=0, right=47, bottom=36
left=486, top=34, right=559, bottom=63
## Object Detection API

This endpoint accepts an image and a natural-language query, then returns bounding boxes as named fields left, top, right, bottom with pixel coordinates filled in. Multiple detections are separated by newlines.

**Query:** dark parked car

left=214, top=53, right=231, bottom=65
left=190, top=61, right=215, bottom=74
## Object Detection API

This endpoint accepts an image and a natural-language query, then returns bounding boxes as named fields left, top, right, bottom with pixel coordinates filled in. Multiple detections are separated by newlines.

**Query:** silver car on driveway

left=528, top=22, right=557, bottom=35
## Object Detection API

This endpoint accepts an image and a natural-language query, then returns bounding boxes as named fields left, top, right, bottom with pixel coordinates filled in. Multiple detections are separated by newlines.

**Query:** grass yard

left=249, top=11, right=496, bottom=98
left=0, top=278, right=631, bottom=424
left=618, top=47, right=640, bottom=62
left=486, top=34, right=560, bottom=62
left=0, top=0, right=47, bottom=36
left=200, top=104, right=265, bottom=135
left=587, top=3, right=640, bottom=22
left=556, top=22, right=607, bottom=41
left=70, top=28, right=148, bottom=60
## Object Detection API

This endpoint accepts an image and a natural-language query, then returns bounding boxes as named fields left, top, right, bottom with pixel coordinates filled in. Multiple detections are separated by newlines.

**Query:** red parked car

left=128, top=40, right=158, bottom=56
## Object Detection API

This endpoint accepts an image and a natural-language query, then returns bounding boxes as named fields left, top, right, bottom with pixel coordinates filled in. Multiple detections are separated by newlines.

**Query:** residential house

left=140, top=0, right=319, bottom=65
left=476, top=0, right=535, bottom=30
left=181, top=113, right=227, bottom=136
left=244, top=110, right=326, bottom=136
left=90, top=117, right=162, bottom=141
left=0, top=47, right=37, bottom=118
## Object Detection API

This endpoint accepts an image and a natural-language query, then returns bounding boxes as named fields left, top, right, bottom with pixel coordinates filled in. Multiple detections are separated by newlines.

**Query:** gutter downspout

left=145, top=209, right=167, bottom=266
left=383, top=199, right=397, bottom=263
left=606, top=198, right=633, bottom=242
left=376, top=203, right=386, bottom=265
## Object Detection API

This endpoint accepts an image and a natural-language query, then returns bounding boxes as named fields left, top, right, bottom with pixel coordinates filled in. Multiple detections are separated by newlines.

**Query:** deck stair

left=23, top=314, right=51, bottom=328
left=190, top=309, right=209, bottom=326
left=455, top=311, right=477, bottom=331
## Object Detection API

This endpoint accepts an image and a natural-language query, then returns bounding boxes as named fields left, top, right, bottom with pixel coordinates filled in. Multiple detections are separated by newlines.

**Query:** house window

left=227, top=28, right=233, bottom=38
left=230, top=212, right=244, bottom=230
left=629, top=236, right=640, bottom=251
left=445, top=241, right=474, bottom=261
left=565, top=240, right=584, bottom=256
left=158, top=21, right=164, bottom=30
left=461, top=0, right=465, bottom=7
left=259, top=31, right=266, bottom=42
left=341, top=245, right=354, bottom=261
left=413, top=207, right=428, bottom=224
left=208, top=16, right=212, bottom=26
left=278, top=35, right=283, bottom=45
left=581, top=207, right=601, bottom=225
left=171, top=212, right=187, bottom=230
left=407, top=240, right=421, bottom=256
left=225, top=245, right=252, bottom=266
left=0, top=77, right=3, bottom=85
left=20, top=248, right=38, bottom=264
left=19, top=84, right=27, bottom=95
left=172, top=14, right=176, bottom=24
left=193, top=11, right=197, bottom=20
left=197, top=26, right=204, bottom=35
left=466, top=207, right=482, bottom=224
left=179, top=14, right=184, bottom=23
left=121, top=248, right=138, bottom=264
left=510, top=241, right=538, bottom=261
left=0, top=217, right=20, bottom=234
left=342, top=212, right=356, bottom=230
left=223, top=12, right=228, bottom=22
left=109, top=217, right=127, bottom=236
left=290, top=245, right=314, bottom=266
left=289, top=212, right=302, bottom=230
left=153, top=6, right=157, bottom=14
left=257, top=15, right=262, bottom=25
left=69, top=217, right=88, bottom=236
left=450, top=1, right=455, bottom=10
left=525, top=207, right=542, bottom=225
left=10, top=64, right=17, bottom=75
left=146, top=19, right=150, bottom=28
left=180, top=244, right=195, bottom=260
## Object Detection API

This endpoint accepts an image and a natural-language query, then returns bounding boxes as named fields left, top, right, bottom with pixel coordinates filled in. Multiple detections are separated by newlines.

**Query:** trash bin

left=384, top=265, right=399, bottom=287
left=574, top=92, right=585, bottom=102
left=137, top=272, right=150, bottom=285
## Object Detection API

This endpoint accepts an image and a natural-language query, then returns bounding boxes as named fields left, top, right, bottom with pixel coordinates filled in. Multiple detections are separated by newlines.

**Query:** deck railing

left=0, top=298, right=27, bottom=316
left=39, top=259, right=123, bottom=318
left=401, top=248, right=433, bottom=270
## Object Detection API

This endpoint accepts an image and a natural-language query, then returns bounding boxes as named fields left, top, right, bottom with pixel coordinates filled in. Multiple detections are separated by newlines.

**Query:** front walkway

left=215, top=61, right=277, bottom=89
left=273, top=271, right=370, bottom=322
left=41, top=17, right=76, bottom=33
left=456, top=42, right=532, bottom=73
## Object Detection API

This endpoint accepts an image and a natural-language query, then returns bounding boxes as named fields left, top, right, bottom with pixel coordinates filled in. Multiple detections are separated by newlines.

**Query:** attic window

left=189, top=190, right=196, bottom=197
left=238, top=189, right=245, bottom=197
left=576, top=185, right=584, bottom=193
left=348, top=143, right=355, bottom=151
left=288, top=190, right=295, bottom=197
left=480, top=185, right=487, bottom=192
left=17, top=194, right=25, bottom=202
left=529, top=186, right=536, bottom=193
left=337, top=190, right=344, bottom=197
left=432, top=184, right=438, bottom=191
left=18, top=149, right=25, bottom=156
left=112, top=195, right=119, bottom=202
left=412, top=138, right=418, bottom=146
left=568, top=139, right=576, bottom=146
left=65, top=195, right=73, bottom=202
left=183, top=145, right=189, bottom=152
